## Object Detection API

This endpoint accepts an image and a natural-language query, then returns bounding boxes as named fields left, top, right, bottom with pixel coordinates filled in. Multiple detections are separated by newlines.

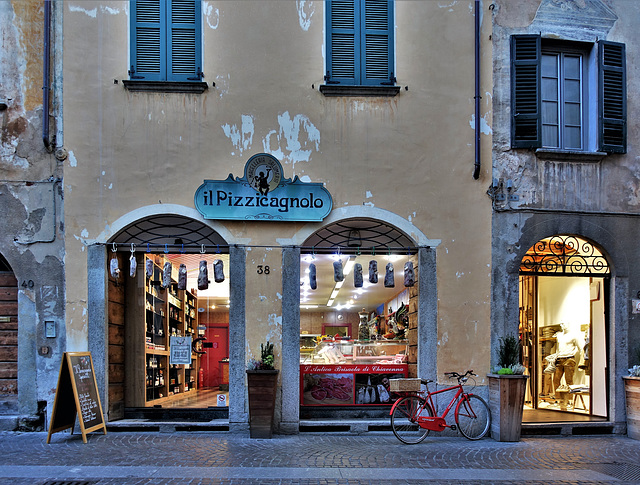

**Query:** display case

left=300, top=339, right=408, bottom=406
left=300, top=338, right=354, bottom=364
left=353, top=340, right=408, bottom=364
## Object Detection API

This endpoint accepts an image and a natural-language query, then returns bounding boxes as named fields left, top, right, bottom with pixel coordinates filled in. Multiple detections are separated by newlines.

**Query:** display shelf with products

left=125, top=255, right=201, bottom=407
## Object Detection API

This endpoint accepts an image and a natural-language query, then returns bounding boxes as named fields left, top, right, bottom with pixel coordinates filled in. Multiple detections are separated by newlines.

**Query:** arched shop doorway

left=107, top=215, right=231, bottom=419
left=298, top=219, right=421, bottom=416
left=519, top=235, right=610, bottom=420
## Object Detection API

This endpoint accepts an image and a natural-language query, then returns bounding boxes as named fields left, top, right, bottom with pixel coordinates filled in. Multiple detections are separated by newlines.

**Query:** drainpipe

left=43, top=0, right=51, bottom=151
left=473, top=0, right=481, bottom=180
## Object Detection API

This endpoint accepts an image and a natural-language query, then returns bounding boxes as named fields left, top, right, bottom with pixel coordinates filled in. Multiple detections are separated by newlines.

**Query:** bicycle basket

left=389, top=378, right=421, bottom=392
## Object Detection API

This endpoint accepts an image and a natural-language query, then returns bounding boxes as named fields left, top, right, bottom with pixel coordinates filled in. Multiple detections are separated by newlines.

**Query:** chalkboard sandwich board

left=46, top=352, right=107, bottom=444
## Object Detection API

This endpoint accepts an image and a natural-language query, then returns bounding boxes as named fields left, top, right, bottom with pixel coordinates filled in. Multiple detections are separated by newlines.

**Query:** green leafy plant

left=247, top=341, right=275, bottom=370
left=493, top=334, right=524, bottom=375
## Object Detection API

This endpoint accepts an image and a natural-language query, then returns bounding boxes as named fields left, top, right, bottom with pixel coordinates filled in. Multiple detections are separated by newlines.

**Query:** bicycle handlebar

left=444, top=370, right=476, bottom=380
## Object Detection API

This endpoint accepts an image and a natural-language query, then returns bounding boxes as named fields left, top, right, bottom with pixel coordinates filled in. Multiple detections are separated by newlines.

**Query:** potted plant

left=488, top=334, right=529, bottom=442
left=623, top=348, right=640, bottom=440
left=246, top=341, right=279, bottom=439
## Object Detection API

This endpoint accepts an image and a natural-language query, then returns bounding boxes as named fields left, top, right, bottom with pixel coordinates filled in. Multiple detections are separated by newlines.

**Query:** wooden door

left=201, top=325, right=229, bottom=388
left=0, top=270, right=18, bottom=394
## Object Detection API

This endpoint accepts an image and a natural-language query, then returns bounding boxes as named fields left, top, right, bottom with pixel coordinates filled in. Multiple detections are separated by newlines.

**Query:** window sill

left=123, top=80, right=209, bottom=94
left=319, top=85, right=400, bottom=97
left=535, top=149, right=607, bottom=163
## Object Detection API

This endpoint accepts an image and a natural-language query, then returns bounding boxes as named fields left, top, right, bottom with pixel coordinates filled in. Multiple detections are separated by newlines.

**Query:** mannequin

left=545, top=322, right=580, bottom=393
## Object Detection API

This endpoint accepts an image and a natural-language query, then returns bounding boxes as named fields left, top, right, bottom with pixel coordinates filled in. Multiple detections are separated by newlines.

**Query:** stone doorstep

left=104, top=417, right=622, bottom=437
left=0, top=415, right=19, bottom=431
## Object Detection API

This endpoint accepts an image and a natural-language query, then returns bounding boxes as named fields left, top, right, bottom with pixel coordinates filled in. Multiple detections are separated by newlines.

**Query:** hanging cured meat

left=353, top=263, right=363, bottom=288
left=178, top=264, right=187, bottom=290
left=162, top=262, right=172, bottom=288
left=129, top=254, right=137, bottom=277
left=384, top=262, right=395, bottom=288
left=213, top=259, right=225, bottom=283
left=198, top=260, right=209, bottom=290
left=404, top=261, right=415, bottom=287
left=369, top=260, right=378, bottom=284
left=146, top=258, right=153, bottom=278
left=333, top=259, right=344, bottom=282
left=110, top=256, right=120, bottom=279
left=309, top=263, right=317, bottom=290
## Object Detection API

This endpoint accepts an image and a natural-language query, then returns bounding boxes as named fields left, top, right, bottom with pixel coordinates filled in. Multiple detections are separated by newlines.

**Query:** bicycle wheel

left=390, top=396, right=433, bottom=444
left=455, top=394, right=491, bottom=440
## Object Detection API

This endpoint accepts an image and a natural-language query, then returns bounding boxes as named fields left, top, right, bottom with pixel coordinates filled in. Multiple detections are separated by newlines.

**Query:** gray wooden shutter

left=598, top=40, right=626, bottom=154
left=511, top=35, right=541, bottom=148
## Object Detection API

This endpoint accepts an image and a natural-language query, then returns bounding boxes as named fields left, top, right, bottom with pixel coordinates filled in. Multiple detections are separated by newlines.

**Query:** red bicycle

left=389, top=370, right=491, bottom=444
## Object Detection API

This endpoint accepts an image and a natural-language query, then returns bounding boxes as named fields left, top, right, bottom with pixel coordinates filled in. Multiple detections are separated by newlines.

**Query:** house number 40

left=257, top=265, right=270, bottom=275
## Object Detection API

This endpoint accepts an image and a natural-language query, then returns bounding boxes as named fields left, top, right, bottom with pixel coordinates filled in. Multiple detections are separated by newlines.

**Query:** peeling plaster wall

left=0, top=0, right=65, bottom=425
left=63, top=1, right=493, bottom=394
left=490, top=0, right=640, bottom=427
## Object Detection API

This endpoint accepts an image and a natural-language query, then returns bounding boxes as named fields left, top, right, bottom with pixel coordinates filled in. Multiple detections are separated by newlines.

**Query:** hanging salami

left=213, top=259, right=225, bottom=283
left=162, top=262, right=172, bottom=288
left=146, top=258, right=153, bottom=278
left=353, top=263, right=363, bottom=288
left=129, top=254, right=137, bottom=277
left=109, top=256, right=120, bottom=279
left=309, top=263, right=317, bottom=290
left=404, top=261, right=415, bottom=287
left=198, top=260, right=209, bottom=290
left=178, top=264, right=187, bottom=290
left=384, top=262, right=395, bottom=288
left=369, top=260, right=378, bottom=284
left=333, top=259, right=344, bottom=282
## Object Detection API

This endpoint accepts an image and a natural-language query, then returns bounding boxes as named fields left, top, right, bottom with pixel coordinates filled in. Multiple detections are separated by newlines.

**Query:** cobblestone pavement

left=1, top=430, right=640, bottom=484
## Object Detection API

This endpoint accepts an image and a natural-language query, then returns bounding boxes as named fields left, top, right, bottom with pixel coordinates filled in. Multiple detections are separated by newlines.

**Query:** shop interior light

left=326, top=299, right=334, bottom=307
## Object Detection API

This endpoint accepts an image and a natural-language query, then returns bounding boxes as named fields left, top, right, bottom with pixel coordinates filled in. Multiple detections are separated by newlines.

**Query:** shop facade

left=7, top=0, right=640, bottom=436
left=490, top=0, right=640, bottom=432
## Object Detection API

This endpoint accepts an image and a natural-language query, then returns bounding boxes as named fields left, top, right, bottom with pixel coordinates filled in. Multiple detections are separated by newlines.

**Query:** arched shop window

left=519, top=235, right=610, bottom=420
left=108, top=215, right=230, bottom=416
left=298, top=219, right=419, bottom=408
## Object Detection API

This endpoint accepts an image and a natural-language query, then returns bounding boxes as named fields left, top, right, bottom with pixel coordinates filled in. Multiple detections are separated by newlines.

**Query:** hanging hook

left=201, top=244, right=206, bottom=254
left=147, top=243, right=150, bottom=253
left=371, top=246, right=376, bottom=256
left=356, top=246, right=361, bottom=256
left=181, top=243, right=185, bottom=254
left=216, top=244, right=221, bottom=254
left=387, top=246, right=392, bottom=256
left=164, top=244, right=169, bottom=254
left=112, top=242, right=117, bottom=253
left=407, top=246, right=411, bottom=255
left=130, top=243, right=136, bottom=254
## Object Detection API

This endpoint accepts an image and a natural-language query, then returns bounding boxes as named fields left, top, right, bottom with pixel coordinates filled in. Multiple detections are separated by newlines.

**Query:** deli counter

left=300, top=337, right=408, bottom=406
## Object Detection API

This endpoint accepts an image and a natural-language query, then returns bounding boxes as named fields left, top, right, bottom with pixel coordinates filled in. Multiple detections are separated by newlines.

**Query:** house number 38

left=257, top=265, right=270, bottom=275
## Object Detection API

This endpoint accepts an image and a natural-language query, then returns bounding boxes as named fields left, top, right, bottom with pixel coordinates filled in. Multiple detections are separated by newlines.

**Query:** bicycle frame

left=389, top=383, right=465, bottom=432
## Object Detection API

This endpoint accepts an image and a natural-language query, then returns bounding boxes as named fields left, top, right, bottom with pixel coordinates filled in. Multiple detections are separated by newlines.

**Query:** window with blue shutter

left=511, top=35, right=626, bottom=154
left=130, top=0, right=202, bottom=83
left=325, top=0, right=395, bottom=89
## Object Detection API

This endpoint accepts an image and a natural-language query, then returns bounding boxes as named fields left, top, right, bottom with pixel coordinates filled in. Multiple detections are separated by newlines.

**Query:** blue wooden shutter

left=326, top=0, right=357, bottom=85
left=131, top=0, right=165, bottom=81
left=511, top=34, right=541, bottom=148
left=362, top=0, right=394, bottom=85
left=168, top=0, right=202, bottom=81
left=598, top=40, right=626, bottom=154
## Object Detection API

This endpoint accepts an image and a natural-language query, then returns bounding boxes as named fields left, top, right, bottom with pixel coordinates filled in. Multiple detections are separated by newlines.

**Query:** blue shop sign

left=194, top=154, right=332, bottom=221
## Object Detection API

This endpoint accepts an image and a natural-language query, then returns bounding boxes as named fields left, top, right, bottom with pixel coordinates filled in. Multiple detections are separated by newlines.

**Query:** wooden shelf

left=125, top=255, right=201, bottom=408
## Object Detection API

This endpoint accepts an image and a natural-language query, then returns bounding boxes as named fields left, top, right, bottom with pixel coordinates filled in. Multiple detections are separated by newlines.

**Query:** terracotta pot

left=488, top=374, right=529, bottom=442
left=246, top=369, right=279, bottom=439
left=623, top=376, right=640, bottom=440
